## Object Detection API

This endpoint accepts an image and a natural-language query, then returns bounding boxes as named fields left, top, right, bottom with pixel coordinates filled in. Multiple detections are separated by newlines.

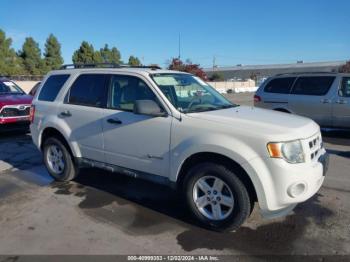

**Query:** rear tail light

left=29, top=105, right=35, bottom=123
left=254, top=95, right=261, bottom=103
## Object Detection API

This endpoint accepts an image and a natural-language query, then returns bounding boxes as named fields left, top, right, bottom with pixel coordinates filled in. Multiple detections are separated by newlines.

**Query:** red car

left=0, top=78, right=33, bottom=132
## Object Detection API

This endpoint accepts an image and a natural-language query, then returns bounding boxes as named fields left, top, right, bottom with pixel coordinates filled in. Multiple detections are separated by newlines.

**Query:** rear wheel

left=183, top=163, right=251, bottom=231
left=43, top=137, right=78, bottom=181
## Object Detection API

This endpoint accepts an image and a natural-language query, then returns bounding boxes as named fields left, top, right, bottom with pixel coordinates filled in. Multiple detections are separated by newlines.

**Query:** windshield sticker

left=193, top=76, right=209, bottom=86
left=153, top=76, right=178, bottom=86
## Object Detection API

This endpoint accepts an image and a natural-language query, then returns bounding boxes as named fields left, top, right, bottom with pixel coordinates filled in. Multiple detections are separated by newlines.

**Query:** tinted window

left=264, top=77, right=296, bottom=94
left=340, top=77, right=350, bottom=97
left=292, top=76, right=335, bottom=96
left=109, top=75, right=158, bottom=111
left=68, top=74, right=108, bottom=107
left=38, top=75, right=70, bottom=101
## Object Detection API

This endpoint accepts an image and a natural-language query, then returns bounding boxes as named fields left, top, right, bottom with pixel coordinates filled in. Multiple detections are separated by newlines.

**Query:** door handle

left=59, top=110, right=72, bottom=117
left=107, top=118, right=122, bottom=124
left=335, top=99, right=348, bottom=104
left=321, top=99, right=331, bottom=104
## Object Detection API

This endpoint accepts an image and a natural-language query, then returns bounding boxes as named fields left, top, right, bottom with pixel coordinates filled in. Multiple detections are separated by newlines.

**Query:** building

left=204, top=60, right=346, bottom=82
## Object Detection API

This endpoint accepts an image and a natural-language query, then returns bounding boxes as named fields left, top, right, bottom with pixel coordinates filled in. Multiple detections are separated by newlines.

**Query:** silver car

left=254, top=73, right=350, bottom=128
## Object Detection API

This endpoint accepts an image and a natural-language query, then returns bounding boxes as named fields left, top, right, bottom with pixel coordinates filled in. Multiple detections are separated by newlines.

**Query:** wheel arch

left=176, top=152, right=258, bottom=203
left=40, top=127, right=79, bottom=158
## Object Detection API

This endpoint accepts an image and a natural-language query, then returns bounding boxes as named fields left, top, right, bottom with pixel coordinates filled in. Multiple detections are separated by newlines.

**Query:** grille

left=0, top=106, right=30, bottom=118
left=307, top=134, right=323, bottom=161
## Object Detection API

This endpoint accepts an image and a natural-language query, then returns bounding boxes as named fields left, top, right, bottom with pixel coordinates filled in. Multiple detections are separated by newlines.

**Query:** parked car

left=0, top=77, right=33, bottom=132
left=30, top=65, right=328, bottom=231
left=29, top=81, right=41, bottom=96
left=254, top=72, right=350, bottom=128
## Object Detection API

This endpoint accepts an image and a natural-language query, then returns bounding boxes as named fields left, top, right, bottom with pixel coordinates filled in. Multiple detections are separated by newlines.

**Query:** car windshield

left=0, top=81, right=24, bottom=95
left=151, top=73, right=237, bottom=113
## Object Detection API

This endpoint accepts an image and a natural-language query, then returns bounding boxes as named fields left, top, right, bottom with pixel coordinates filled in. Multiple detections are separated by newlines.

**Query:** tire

left=183, top=162, right=251, bottom=231
left=43, top=137, right=79, bottom=182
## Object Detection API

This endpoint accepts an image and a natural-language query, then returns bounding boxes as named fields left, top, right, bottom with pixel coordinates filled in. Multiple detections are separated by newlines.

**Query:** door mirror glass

left=134, top=100, right=166, bottom=117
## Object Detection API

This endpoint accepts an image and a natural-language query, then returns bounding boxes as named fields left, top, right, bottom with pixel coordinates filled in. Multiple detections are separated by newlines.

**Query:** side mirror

left=134, top=100, right=167, bottom=117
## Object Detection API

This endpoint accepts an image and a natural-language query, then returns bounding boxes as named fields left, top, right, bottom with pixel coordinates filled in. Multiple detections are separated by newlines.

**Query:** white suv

left=30, top=64, right=328, bottom=231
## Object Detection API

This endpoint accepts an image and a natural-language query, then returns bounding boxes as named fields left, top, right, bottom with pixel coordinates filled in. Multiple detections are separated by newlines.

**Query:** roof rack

left=59, top=63, right=161, bottom=70
left=275, top=71, right=337, bottom=76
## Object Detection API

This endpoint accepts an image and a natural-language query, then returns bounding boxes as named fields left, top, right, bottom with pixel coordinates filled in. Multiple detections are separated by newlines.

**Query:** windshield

left=151, top=73, right=237, bottom=113
left=0, top=81, right=24, bottom=95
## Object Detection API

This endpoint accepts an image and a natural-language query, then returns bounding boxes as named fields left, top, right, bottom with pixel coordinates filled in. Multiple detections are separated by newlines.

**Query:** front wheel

left=183, top=163, right=251, bottom=231
left=43, top=137, right=78, bottom=181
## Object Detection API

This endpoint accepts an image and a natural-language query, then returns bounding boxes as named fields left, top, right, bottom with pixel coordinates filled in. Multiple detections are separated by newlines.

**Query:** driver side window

left=340, top=77, right=350, bottom=97
left=109, top=75, right=159, bottom=111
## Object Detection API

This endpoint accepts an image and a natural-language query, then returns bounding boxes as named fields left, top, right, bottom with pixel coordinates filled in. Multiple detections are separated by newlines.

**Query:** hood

left=0, top=94, right=33, bottom=108
left=187, top=106, right=319, bottom=140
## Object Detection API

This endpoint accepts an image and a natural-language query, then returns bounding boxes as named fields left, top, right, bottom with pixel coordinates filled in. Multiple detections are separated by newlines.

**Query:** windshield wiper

left=184, top=107, right=217, bottom=113
left=219, top=104, right=235, bottom=109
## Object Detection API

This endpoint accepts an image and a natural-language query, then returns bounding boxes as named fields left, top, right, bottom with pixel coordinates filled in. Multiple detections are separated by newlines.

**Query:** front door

left=333, top=76, right=350, bottom=128
left=102, top=74, right=172, bottom=177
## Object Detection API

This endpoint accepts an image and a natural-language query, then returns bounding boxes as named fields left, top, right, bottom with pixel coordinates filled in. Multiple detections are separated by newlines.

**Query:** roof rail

left=275, top=71, right=337, bottom=76
left=59, top=63, right=161, bottom=70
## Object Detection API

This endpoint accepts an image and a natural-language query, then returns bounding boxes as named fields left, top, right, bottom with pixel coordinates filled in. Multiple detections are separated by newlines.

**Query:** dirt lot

left=0, top=93, right=349, bottom=256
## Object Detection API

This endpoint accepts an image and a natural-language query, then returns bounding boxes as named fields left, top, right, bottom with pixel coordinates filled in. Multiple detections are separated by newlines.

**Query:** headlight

left=267, top=140, right=305, bottom=164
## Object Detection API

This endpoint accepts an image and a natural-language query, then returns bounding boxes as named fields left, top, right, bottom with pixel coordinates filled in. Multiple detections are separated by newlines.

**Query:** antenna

left=178, top=33, right=181, bottom=59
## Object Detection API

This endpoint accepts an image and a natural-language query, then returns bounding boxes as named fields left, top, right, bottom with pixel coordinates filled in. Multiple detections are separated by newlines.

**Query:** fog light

left=288, top=183, right=306, bottom=198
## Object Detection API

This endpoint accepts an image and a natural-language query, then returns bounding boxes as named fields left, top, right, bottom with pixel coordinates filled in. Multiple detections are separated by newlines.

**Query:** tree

left=100, top=44, right=121, bottom=64
left=19, top=37, right=44, bottom=75
left=72, top=41, right=96, bottom=64
left=93, top=50, right=103, bottom=63
left=168, top=58, right=208, bottom=80
left=44, top=34, right=63, bottom=71
left=209, top=72, right=224, bottom=81
left=339, top=61, right=350, bottom=73
left=0, top=29, right=24, bottom=75
left=128, top=55, right=141, bottom=66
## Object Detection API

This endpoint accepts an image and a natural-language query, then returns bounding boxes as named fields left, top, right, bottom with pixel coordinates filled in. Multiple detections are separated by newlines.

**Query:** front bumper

left=243, top=150, right=328, bottom=219
left=0, top=116, right=30, bottom=125
left=318, top=152, right=329, bottom=177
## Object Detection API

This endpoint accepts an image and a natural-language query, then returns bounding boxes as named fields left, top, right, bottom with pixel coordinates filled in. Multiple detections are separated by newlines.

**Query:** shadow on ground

left=51, top=168, right=334, bottom=254
left=0, top=132, right=42, bottom=172
left=322, top=129, right=350, bottom=146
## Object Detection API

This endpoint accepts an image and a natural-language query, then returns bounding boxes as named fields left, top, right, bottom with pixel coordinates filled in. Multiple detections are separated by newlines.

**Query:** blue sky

left=1, top=0, right=349, bottom=67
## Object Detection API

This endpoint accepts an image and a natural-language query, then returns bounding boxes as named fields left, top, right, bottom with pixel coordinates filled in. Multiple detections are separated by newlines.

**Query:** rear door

left=58, top=73, right=108, bottom=162
left=332, top=76, right=350, bottom=128
left=257, top=77, right=295, bottom=110
left=288, top=76, right=336, bottom=127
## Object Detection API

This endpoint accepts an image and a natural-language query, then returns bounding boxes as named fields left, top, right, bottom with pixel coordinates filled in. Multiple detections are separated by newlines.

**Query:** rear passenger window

left=67, top=74, right=108, bottom=107
left=264, top=77, right=296, bottom=94
left=38, top=75, right=70, bottom=101
left=340, top=77, right=350, bottom=97
left=292, top=77, right=335, bottom=96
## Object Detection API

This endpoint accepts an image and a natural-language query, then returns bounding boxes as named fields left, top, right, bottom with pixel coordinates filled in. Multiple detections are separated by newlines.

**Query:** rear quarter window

left=264, top=77, right=296, bottom=94
left=291, top=76, right=335, bottom=96
left=38, top=74, right=70, bottom=102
